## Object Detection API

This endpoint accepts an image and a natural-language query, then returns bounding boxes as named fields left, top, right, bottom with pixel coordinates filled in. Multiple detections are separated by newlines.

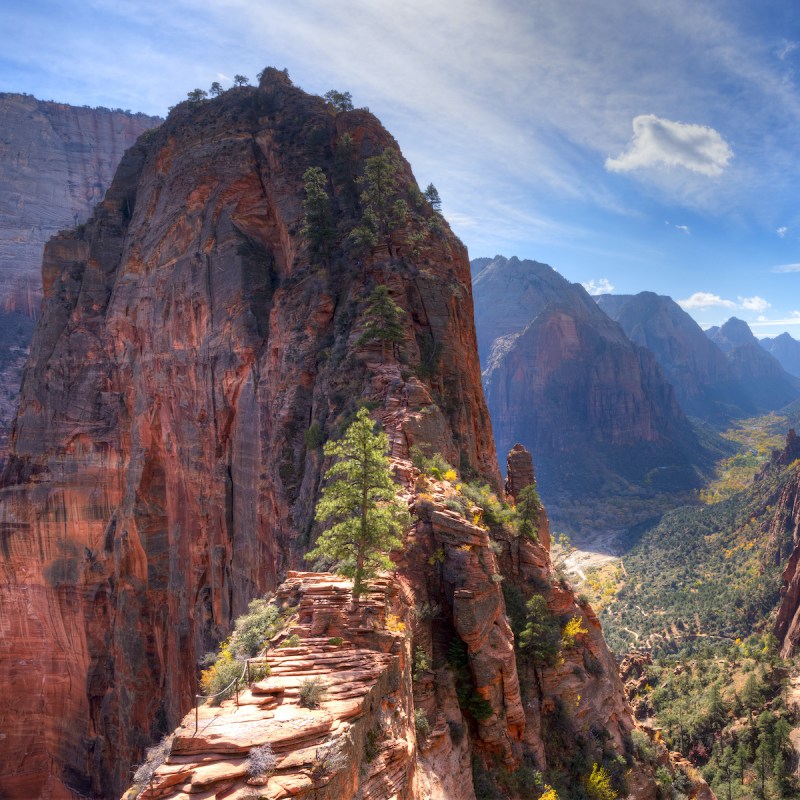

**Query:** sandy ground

left=560, top=529, right=620, bottom=580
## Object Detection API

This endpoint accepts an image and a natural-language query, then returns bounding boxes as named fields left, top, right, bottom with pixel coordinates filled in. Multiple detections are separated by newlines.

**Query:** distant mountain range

left=598, top=298, right=800, bottom=422
left=472, top=256, right=723, bottom=527
left=471, top=256, right=800, bottom=533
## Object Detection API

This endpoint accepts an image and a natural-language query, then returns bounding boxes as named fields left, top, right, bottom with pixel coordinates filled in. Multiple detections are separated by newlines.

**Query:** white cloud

left=738, top=296, right=771, bottom=312
left=778, top=40, right=798, bottom=61
left=777, top=226, right=788, bottom=237
left=605, top=115, right=733, bottom=177
left=678, top=292, right=737, bottom=310
left=582, top=278, right=615, bottom=295
left=751, top=312, right=800, bottom=327
left=674, top=224, right=691, bottom=235
left=773, top=263, right=800, bottom=273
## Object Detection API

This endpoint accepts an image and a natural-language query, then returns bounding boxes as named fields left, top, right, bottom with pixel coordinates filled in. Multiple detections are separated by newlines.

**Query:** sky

left=2, top=0, right=800, bottom=336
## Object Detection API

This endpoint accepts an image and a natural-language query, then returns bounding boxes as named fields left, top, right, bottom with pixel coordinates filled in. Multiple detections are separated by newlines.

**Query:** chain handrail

left=193, top=649, right=270, bottom=732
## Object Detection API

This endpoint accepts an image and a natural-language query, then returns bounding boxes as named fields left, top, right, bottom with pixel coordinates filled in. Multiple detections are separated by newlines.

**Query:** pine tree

left=356, top=285, right=405, bottom=359
left=302, top=167, right=335, bottom=265
left=209, top=81, right=223, bottom=97
left=307, top=408, right=409, bottom=596
left=323, top=90, right=354, bottom=112
left=515, top=483, right=542, bottom=540
left=349, top=148, right=408, bottom=257
left=423, top=183, right=442, bottom=212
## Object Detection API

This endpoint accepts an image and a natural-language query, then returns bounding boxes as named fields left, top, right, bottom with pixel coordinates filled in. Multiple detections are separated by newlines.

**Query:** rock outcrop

left=125, top=455, right=650, bottom=800
left=0, top=71, right=497, bottom=798
left=473, top=256, right=710, bottom=528
left=0, top=92, right=162, bottom=314
left=125, top=572, right=416, bottom=800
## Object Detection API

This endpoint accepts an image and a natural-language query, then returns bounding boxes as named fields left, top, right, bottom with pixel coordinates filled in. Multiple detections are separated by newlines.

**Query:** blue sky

left=3, top=0, right=800, bottom=336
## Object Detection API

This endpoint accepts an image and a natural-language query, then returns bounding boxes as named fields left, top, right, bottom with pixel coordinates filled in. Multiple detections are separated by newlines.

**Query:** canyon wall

left=0, top=93, right=161, bottom=464
left=0, top=70, right=497, bottom=798
left=0, top=92, right=162, bottom=314
left=473, top=256, right=708, bottom=521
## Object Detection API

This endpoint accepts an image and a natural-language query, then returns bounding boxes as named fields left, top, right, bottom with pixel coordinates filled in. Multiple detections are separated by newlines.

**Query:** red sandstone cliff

left=0, top=70, right=496, bottom=798
left=0, top=72, right=649, bottom=799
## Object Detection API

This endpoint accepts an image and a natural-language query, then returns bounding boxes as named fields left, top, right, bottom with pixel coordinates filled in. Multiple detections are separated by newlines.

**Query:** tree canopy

left=307, top=408, right=409, bottom=596
left=349, top=148, right=409, bottom=257
left=301, top=166, right=335, bottom=264
left=324, top=90, right=354, bottom=112
left=356, top=285, right=405, bottom=358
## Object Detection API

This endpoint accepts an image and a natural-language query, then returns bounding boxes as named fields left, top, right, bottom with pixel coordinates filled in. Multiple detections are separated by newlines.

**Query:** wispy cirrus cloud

left=773, top=263, right=800, bottom=273
left=606, top=115, right=733, bottom=177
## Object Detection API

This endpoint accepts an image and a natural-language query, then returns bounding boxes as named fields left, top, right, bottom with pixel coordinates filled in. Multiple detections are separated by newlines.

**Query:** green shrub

left=304, top=423, right=325, bottom=450
left=200, top=647, right=253, bottom=704
left=413, top=646, right=430, bottom=679
left=461, top=482, right=515, bottom=529
left=630, top=729, right=656, bottom=763
left=327, top=636, right=344, bottom=646
left=414, top=708, right=431, bottom=739
left=232, top=597, right=282, bottom=658
left=447, top=719, right=466, bottom=745
left=365, top=728, right=381, bottom=762
left=279, top=633, right=302, bottom=648
left=298, top=677, right=326, bottom=708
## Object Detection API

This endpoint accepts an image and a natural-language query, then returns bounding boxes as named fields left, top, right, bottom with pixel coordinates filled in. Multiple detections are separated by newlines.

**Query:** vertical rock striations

left=0, top=92, right=162, bottom=314
left=0, top=70, right=496, bottom=798
left=0, top=93, right=161, bottom=466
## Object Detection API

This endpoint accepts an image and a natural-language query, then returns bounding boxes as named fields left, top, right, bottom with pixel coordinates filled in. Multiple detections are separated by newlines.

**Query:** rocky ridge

left=760, top=332, right=800, bottom=380
left=125, top=449, right=651, bottom=799
left=595, top=292, right=749, bottom=423
left=706, top=318, right=800, bottom=412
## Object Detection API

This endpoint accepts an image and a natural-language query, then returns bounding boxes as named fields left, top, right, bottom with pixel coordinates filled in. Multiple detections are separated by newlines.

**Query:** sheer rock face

left=596, top=292, right=744, bottom=423
left=0, top=72, right=497, bottom=798
left=0, top=94, right=161, bottom=466
left=0, top=92, right=162, bottom=315
left=771, top=445, right=800, bottom=658
left=760, top=332, right=800, bottom=380
left=707, top=318, right=800, bottom=412
left=475, top=257, right=702, bottom=507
